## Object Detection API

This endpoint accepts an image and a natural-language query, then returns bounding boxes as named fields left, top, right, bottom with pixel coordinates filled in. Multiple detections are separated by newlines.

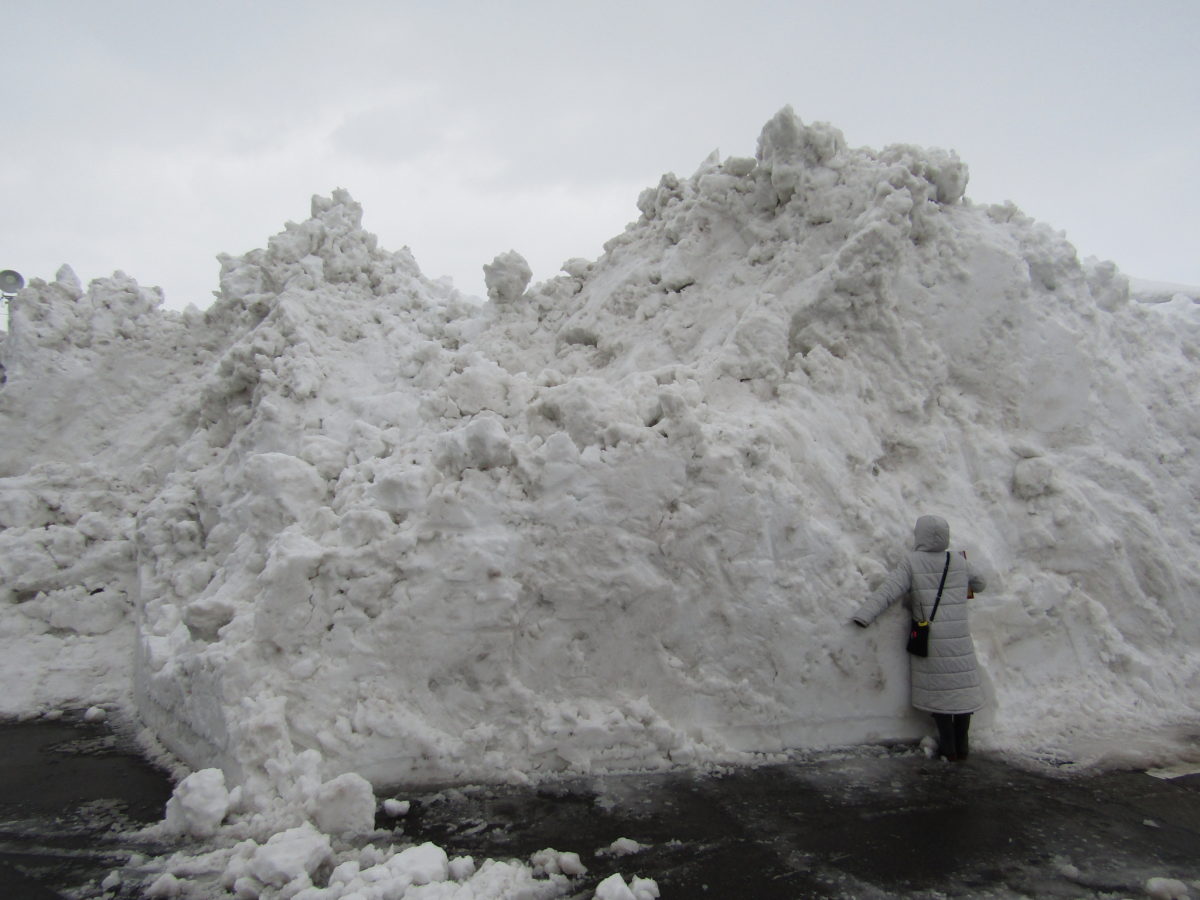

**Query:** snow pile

left=0, top=263, right=212, bottom=716
left=2, top=107, right=1199, bottom=838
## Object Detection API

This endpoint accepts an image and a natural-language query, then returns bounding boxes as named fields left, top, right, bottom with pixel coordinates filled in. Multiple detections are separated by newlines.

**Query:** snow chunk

left=562, top=257, right=593, bottom=279
left=309, top=771, right=376, bottom=836
left=435, top=414, right=514, bottom=473
left=382, top=798, right=410, bottom=817
left=722, top=155, right=757, bottom=177
left=246, top=823, right=332, bottom=888
left=595, top=872, right=660, bottom=900
left=755, top=106, right=845, bottom=206
left=1146, top=877, right=1191, bottom=900
left=484, top=250, right=532, bottom=304
left=390, top=841, right=449, bottom=885
left=602, top=837, right=646, bottom=857
left=241, top=452, right=327, bottom=522
left=145, top=872, right=183, bottom=898
left=530, top=847, right=587, bottom=877
left=164, top=768, right=230, bottom=838
left=448, top=855, right=476, bottom=880
left=1012, top=456, right=1058, bottom=499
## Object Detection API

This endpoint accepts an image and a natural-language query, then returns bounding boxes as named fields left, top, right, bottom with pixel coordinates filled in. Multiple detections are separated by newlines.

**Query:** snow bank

left=3, top=110, right=1199, bottom=820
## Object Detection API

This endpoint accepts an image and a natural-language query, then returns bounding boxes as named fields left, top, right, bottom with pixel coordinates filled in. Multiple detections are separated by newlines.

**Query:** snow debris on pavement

left=382, top=798, right=411, bottom=817
left=2, top=106, right=1199, bottom=897
left=593, top=872, right=660, bottom=900
left=1145, top=876, right=1192, bottom=900
left=530, top=848, right=587, bottom=877
left=600, top=838, right=646, bottom=857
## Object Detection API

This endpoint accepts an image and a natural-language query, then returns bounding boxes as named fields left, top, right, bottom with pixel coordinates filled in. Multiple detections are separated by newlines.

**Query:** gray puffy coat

left=853, top=516, right=987, bottom=714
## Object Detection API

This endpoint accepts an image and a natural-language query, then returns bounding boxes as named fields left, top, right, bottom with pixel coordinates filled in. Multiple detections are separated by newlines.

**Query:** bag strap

left=928, top=552, right=951, bottom=622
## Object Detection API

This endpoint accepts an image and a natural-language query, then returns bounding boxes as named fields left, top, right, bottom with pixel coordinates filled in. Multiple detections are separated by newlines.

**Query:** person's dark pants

left=932, top=713, right=972, bottom=761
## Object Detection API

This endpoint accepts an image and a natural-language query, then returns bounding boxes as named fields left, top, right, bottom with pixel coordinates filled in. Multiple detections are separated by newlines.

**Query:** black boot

left=932, top=714, right=957, bottom=761
left=954, top=714, right=972, bottom=761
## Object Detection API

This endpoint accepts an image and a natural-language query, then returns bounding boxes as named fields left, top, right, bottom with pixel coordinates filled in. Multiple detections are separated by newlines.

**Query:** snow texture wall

left=2, top=109, right=1198, bottom=804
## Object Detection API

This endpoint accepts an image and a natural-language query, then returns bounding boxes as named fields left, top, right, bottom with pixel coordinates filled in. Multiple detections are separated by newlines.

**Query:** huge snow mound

left=2, top=109, right=1198, bottom=803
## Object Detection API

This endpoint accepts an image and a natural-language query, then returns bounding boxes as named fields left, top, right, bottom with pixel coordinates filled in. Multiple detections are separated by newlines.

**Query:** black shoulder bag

left=906, top=552, right=950, bottom=657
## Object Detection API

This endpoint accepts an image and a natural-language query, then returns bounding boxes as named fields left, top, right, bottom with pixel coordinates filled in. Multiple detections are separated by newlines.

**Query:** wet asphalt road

left=0, top=717, right=172, bottom=899
left=2, top=717, right=1199, bottom=898
left=392, top=751, right=1200, bottom=898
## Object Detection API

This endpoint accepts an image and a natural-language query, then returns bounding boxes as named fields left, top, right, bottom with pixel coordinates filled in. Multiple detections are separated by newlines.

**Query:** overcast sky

left=3, top=1, right=1197, bottom=311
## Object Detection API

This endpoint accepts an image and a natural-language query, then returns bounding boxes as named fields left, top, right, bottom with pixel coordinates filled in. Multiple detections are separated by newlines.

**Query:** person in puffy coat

left=852, top=515, right=987, bottom=761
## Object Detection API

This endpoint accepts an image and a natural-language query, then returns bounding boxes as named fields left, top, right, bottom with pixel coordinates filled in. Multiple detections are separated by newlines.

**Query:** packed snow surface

left=2, top=107, right=1199, bottom=845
